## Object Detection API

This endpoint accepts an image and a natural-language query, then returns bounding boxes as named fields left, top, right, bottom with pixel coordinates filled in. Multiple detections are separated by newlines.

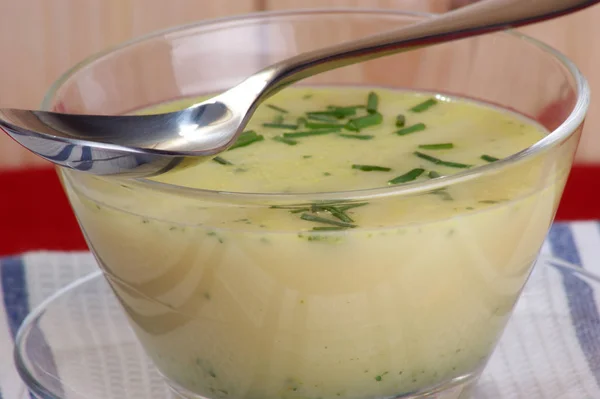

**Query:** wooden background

left=0, top=0, right=598, bottom=169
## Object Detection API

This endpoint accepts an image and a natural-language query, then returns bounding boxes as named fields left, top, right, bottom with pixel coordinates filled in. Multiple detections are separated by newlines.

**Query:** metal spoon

left=1, top=0, right=597, bottom=177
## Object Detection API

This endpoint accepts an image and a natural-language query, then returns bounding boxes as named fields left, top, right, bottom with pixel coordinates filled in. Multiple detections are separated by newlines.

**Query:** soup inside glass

left=44, top=8, right=588, bottom=399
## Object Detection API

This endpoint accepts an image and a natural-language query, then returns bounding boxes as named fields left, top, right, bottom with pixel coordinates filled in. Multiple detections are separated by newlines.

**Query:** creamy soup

left=62, top=87, right=565, bottom=399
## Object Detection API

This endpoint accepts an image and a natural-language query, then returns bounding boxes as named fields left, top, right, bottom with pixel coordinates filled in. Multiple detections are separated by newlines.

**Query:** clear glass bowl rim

left=42, top=8, right=591, bottom=203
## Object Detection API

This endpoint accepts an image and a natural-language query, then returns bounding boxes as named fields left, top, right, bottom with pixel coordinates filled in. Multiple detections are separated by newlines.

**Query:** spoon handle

left=263, top=0, right=598, bottom=93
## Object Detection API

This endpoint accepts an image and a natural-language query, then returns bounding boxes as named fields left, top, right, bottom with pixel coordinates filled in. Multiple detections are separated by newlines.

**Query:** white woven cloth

left=1, top=221, right=600, bottom=399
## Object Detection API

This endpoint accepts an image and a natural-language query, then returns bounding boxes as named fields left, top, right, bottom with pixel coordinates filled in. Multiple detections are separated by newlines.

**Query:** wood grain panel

left=0, top=0, right=599, bottom=169
left=0, top=0, right=255, bottom=169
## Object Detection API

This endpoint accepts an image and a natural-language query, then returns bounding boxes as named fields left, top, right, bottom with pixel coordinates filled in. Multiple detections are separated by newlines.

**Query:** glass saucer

left=14, top=256, right=600, bottom=399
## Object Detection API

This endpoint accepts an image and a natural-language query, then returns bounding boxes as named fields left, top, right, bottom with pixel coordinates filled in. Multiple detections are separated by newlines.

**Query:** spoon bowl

left=1, top=0, right=598, bottom=177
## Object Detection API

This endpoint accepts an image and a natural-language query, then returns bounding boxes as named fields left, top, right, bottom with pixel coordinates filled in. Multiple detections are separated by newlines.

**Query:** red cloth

left=0, top=166, right=597, bottom=256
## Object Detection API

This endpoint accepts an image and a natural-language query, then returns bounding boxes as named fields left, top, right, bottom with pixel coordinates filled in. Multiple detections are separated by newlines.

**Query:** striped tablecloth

left=1, top=221, right=600, bottom=399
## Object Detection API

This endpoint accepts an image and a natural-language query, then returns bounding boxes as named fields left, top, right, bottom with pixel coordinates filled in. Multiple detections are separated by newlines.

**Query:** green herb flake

left=388, top=168, right=425, bottom=185
left=272, top=136, right=298, bottom=146
left=396, top=114, right=406, bottom=127
left=481, top=154, right=500, bottom=162
left=300, top=213, right=356, bottom=228
left=302, top=155, right=313, bottom=159
left=396, top=123, right=426, bottom=136
left=367, top=92, right=379, bottom=114
left=414, top=151, right=472, bottom=169
left=428, top=171, right=442, bottom=179
left=418, top=143, right=454, bottom=150
left=352, top=164, right=391, bottom=172
left=302, top=93, right=313, bottom=99
left=283, top=128, right=341, bottom=138
left=338, top=133, right=374, bottom=140
left=228, top=130, right=264, bottom=151
left=266, top=104, right=288, bottom=113
left=297, top=117, right=307, bottom=127
left=273, top=114, right=284, bottom=124
left=410, top=98, right=438, bottom=113
left=344, top=113, right=383, bottom=131
left=212, top=156, right=232, bottom=165
left=375, top=376, right=382, bottom=382
left=262, top=122, right=298, bottom=130
left=429, top=189, right=453, bottom=201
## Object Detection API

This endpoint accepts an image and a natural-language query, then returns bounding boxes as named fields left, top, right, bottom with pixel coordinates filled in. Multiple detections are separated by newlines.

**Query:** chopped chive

left=396, top=114, right=406, bottom=127
left=262, top=123, right=298, bottom=130
left=428, top=171, right=442, bottom=179
left=396, top=123, right=426, bottom=136
left=212, top=156, right=232, bottom=165
left=344, top=122, right=359, bottom=132
left=414, top=151, right=472, bottom=169
left=367, top=92, right=378, bottom=114
left=352, top=164, right=392, bottom=172
left=308, top=107, right=357, bottom=118
left=283, top=128, right=341, bottom=138
left=312, top=226, right=347, bottom=231
left=306, top=114, right=339, bottom=123
left=266, top=104, right=288, bottom=113
left=272, top=136, right=298, bottom=146
left=300, top=213, right=356, bottom=228
left=388, top=168, right=425, bottom=185
left=322, top=206, right=354, bottom=223
left=297, top=117, right=307, bottom=126
left=328, top=105, right=364, bottom=113
left=338, top=202, right=369, bottom=211
left=273, top=114, right=284, bottom=124
left=481, top=154, right=500, bottom=162
left=329, top=107, right=358, bottom=118
left=305, top=121, right=345, bottom=129
left=410, top=98, right=438, bottom=113
left=290, top=208, right=310, bottom=214
left=302, top=155, right=312, bottom=159
left=338, top=133, right=374, bottom=140
left=345, top=113, right=383, bottom=131
left=228, top=130, right=264, bottom=151
left=418, top=143, right=454, bottom=150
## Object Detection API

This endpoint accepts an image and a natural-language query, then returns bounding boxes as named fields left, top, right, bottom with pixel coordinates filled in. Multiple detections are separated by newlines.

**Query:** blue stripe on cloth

left=548, top=224, right=600, bottom=385
left=0, top=256, right=63, bottom=399
left=1, top=257, right=30, bottom=339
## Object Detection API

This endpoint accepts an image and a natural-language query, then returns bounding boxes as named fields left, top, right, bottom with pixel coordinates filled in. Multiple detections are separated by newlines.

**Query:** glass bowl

left=14, top=256, right=600, bottom=399
left=41, top=7, right=589, bottom=399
